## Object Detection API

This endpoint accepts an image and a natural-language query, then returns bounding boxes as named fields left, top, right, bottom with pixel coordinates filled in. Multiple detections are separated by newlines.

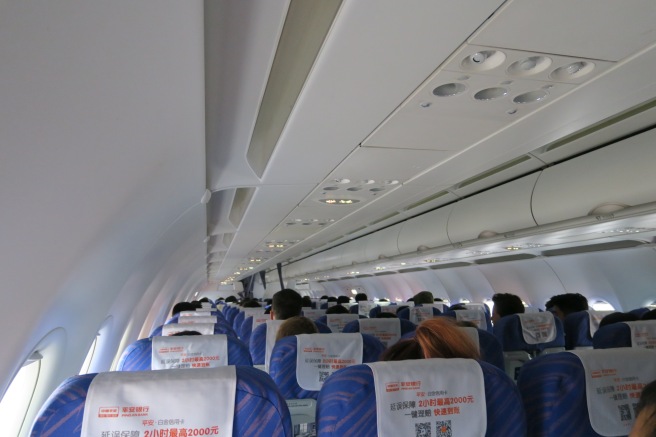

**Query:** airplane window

left=590, top=300, right=615, bottom=311
left=0, top=354, right=41, bottom=437
left=459, top=298, right=471, bottom=303
left=79, top=333, right=100, bottom=375
left=483, top=299, right=494, bottom=314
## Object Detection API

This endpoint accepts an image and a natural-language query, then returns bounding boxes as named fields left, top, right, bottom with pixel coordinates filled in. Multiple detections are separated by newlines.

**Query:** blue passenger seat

left=29, top=366, right=292, bottom=437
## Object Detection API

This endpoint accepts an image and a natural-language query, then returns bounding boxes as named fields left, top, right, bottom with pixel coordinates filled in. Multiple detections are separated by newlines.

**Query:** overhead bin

left=532, top=128, right=656, bottom=225
left=398, top=205, right=453, bottom=254
left=447, top=173, right=540, bottom=243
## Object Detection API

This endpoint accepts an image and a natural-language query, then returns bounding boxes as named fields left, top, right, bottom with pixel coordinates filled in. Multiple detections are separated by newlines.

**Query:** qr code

left=415, top=422, right=431, bottom=437
left=436, top=420, right=452, bottom=437
left=318, top=371, right=330, bottom=382
left=619, top=404, right=632, bottom=421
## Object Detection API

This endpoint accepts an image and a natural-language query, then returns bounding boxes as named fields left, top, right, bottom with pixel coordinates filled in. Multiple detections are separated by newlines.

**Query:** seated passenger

left=241, top=299, right=261, bottom=308
left=354, top=292, right=368, bottom=302
left=171, top=330, right=202, bottom=336
left=337, top=295, right=351, bottom=305
left=325, top=304, right=350, bottom=314
left=641, top=309, right=656, bottom=321
left=271, top=288, right=303, bottom=320
left=545, top=293, right=588, bottom=321
left=171, top=301, right=196, bottom=317
left=491, top=293, right=525, bottom=324
left=275, top=316, right=319, bottom=341
left=382, top=317, right=479, bottom=360
left=630, top=380, right=656, bottom=437
left=412, top=291, right=434, bottom=305
left=376, top=312, right=398, bottom=319
left=599, top=311, right=639, bottom=328
left=301, top=296, right=313, bottom=308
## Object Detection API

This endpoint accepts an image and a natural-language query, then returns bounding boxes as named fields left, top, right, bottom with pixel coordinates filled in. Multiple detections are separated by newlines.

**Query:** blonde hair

left=414, top=317, right=480, bottom=360
left=275, top=316, right=319, bottom=341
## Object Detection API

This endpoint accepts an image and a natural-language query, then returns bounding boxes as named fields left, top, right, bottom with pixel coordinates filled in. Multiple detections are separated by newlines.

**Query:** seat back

left=29, top=366, right=292, bottom=437
left=116, top=335, right=253, bottom=371
left=149, top=321, right=238, bottom=338
left=317, top=359, right=526, bottom=436
left=517, top=349, right=656, bottom=437
left=493, top=312, right=565, bottom=380
left=593, top=320, right=656, bottom=349
left=269, top=333, right=385, bottom=400
left=342, top=318, right=416, bottom=347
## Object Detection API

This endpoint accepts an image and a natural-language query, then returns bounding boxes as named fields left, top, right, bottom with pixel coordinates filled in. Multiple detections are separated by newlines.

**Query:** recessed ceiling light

left=513, top=90, right=548, bottom=104
left=507, top=56, right=552, bottom=77
left=474, top=87, right=508, bottom=101
left=460, top=50, right=506, bottom=71
left=335, top=178, right=350, bottom=184
left=433, top=82, right=467, bottom=97
left=550, top=61, right=594, bottom=81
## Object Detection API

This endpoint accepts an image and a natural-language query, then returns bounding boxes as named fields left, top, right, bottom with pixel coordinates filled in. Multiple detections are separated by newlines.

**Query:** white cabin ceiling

left=203, top=0, right=656, bottom=286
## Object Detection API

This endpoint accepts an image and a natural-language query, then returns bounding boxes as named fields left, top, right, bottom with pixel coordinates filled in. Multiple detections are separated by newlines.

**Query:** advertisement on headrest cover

left=588, top=310, right=613, bottom=337
left=82, top=367, right=236, bottom=437
left=326, top=314, right=358, bottom=333
left=517, top=312, right=556, bottom=344
left=410, top=306, right=433, bottom=325
left=296, top=333, right=363, bottom=391
left=162, top=323, right=215, bottom=336
left=265, top=319, right=285, bottom=372
left=301, top=309, right=325, bottom=320
left=571, top=349, right=656, bottom=436
left=178, top=315, right=217, bottom=325
left=152, top=335, right=228, bottom=370
left=628, top=320, right=656, bottom=349
left=359, top=301, right=377, bottom=317
left=454, top=310, right=486, bottom=330
left=367, top=359, right=486, bottom=437
left=358, top=318, right=401, bottom=348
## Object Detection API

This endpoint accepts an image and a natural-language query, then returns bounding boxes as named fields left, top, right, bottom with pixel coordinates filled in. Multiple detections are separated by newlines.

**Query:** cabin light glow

left=591, top=300, right=615, bottom=311
left=351, top=289, right=358, bottom=295
left=0, top=359, right=40, bottom=437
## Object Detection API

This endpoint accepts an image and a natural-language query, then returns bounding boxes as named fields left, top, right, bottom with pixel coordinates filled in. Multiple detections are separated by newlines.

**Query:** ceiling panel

left=470, top=0, right=656, bottom=61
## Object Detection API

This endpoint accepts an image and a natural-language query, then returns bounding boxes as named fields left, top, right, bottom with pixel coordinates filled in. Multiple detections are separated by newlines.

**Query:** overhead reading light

left=474, top=87, right=508, bottom=101
left=319, top=199, right=360, bottom=205
left=433, top=82, right=467, bottom=97
left=460, top=49, right=506, bottom=71
left=507, top=56, right=552, bottom=77
left=513, top=90, right=548, bottom=104
left=550, top=61, right=594, bottom=81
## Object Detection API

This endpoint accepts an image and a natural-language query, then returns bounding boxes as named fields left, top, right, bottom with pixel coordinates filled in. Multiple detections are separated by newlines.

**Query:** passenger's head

left=327, top=296, right=338, bottom=302
left=171, top=301, right=196, bottom=317
left=301, top=296, right=313, bottom=308
left=241, top=299, right=261, bottom=308
left=337, top=296, right=351, bottom=305
left=641, top=309, right=656, bottom=321
left=326, top=304, right=349, bottom=314
left=414, top=318, right=480, bottom=360
left=355, top=293, right=368, bottom=302
left=381, top=339, right=423, bottom=361
left=413, top=291, right=434, bottom=305
left=225, top=295, right=238, bottom=303
left=491, top=293, right=525, bottom=323
left=271, top=288, right=303, bottom=320
left=376, top=312, right=398, bottom=319
left=198, top=297, right=211, bottom=304
left=545, top=293, right=588, bottom=320
left=170, top=330, right=202, bottom=336
left=599, top=311, right=639, bottom=328
left=275, top=316, right=319, bottom=341
left=630, top=380, right=656, bottom=437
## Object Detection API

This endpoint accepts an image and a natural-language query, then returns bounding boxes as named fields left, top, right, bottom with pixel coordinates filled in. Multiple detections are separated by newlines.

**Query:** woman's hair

left=381, top=339, right=423, bottom=361
left=635, top=380, right=656, bottom=432
left=275, top=316, right=319, bottom=341
left=414, top=317, right=480, bottom=359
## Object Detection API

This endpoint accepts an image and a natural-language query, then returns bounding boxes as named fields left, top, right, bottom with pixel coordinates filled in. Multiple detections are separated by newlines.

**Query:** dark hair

left=376, top=312, right=398, bottom=319
left=275, top=316, right=319, bottom=341
left=301, top=296, right=313, bottom=307
left=381, top=339, right=423, bottom=361
left=641, top=309, right=656, bottom=321
left=598, top=311, right=639, bottom=328
left=327, top=296, right=338, bottom=302
left=355, top=293, right=368, bottom=302
left=225, top=296, right=238, bottom=303
left=491, top=293, right=525, bottom=318
left=326, top=304, right=349, bottom=314
left=198, top=297, right=211, bottom=303
left=545, top=293, right=588, bottom=316
left=272, top=289, right=303, bottom=320
left=171, top=302, right=196, bottom=316
left=413, top=291, right=434, bottom=305
left=337, top=296, right=351, bottom=304
left=170, top=330, right=202, bottom=336
left=241, top=299, right=261, bottom=308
